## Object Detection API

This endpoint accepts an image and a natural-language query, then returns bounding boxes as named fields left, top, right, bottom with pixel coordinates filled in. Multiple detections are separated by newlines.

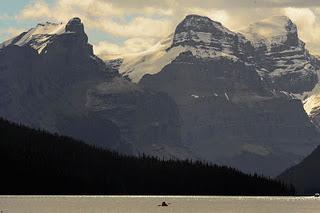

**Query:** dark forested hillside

left=0, top=118, right=294, bottom=195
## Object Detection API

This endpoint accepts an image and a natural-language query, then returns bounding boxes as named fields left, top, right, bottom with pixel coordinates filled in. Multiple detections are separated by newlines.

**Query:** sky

left=2, top=0, right=320, bottom=58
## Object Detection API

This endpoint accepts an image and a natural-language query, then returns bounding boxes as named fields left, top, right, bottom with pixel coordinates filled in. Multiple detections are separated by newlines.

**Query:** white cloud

left=87, top=17, right=172, bottom=38
left=0, top=27, right=24, bottom=41
left=283, top=7, right=320, bottom=54
left=18, top=0, right=51, bottom=20
left=94, top=38, right=157, bottom=59
left=98, top=0, right=320, bottom=9
left=16, top=0, right=173, bottom=37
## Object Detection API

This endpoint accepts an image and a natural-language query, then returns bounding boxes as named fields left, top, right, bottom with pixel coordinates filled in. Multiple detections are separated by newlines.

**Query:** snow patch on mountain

left=191, top=94, right=200, bottom=99
left=304, top=95, right=320, bottom=116
left=299, top=77, right=320, bottom=115
left=1, top=18, right=86, bottom=55
left=118, top=35, right=182, bottom=83
left=118, top=35, right=241, bottom=82
left=241, top=143, right=270, bottom=156
left=0, top=22, right=66, bottom=54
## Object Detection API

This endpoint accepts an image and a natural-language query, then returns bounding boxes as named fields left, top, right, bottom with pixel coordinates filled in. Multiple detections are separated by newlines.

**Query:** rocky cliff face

left=0, top=18, right=185, bottom=157
left=171, top=15, right=255, bottom=63
left=85, top=76, right=188, bottom=158
left=242, top=16, right=319, bottom=93
left=242, top=17, right=320, bottom=160
left=138, top=15, right=320, bottom=176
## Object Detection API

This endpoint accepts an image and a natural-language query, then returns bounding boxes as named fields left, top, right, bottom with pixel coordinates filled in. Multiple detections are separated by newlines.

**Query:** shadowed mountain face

left=278, top=145, right=320, bottom=194
left=85, top=77, right=186, bottom=157
left=0, top=18, right=121, bottom=148
left=0, top=18, right=184, bottom=156
left=138, top=15, right=320, bottom=176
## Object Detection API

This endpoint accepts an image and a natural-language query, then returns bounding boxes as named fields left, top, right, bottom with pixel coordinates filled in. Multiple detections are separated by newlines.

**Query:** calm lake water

left=0, top=196, right=320, bottom=213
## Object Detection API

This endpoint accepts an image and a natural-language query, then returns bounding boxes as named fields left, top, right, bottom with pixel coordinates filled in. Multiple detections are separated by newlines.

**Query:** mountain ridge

left=112, top=15, right=319, bottom=94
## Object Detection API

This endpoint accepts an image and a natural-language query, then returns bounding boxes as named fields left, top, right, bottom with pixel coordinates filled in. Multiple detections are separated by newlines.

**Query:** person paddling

left=158, top=201, right=170, bottom=207
left=162, top=202, right=168, bottom=206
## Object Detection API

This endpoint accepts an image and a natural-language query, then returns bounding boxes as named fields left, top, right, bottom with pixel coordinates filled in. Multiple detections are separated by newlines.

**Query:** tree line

left=0, top=117, right=295, bottom=195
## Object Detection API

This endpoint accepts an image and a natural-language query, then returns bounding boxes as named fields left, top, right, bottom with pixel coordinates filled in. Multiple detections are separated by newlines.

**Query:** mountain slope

left=0, top=18, right=185, bottom=157
left=278, top=145, right=320, bottom=194
left=0, top=117, right=294, bottom=195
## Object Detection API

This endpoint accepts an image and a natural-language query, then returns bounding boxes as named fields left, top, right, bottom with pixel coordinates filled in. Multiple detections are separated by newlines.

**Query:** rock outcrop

left=242, top=16, right=319, bottom=93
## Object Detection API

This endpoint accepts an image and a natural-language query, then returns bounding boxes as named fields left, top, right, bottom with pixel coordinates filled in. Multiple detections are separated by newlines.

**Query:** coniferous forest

left=0, top=118, right=295, bottom=195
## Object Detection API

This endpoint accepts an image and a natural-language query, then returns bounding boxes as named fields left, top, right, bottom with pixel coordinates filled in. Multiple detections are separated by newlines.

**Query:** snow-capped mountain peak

left=0, top=17, right=86, bottom=54
left=170, top=14, right=253, bottom=60
left=117, top=33, right=176, bottom=82
left=242, top=15, right=319, bottom=93
left=174, top=14, right=233, bottom=36
left=241, top=16, right=299, bottom=49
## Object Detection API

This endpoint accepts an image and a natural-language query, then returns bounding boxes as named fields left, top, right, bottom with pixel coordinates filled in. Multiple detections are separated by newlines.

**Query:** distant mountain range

left=0, top=117, right=294, bottom=195
left=1, top=14, right=320, bottom=176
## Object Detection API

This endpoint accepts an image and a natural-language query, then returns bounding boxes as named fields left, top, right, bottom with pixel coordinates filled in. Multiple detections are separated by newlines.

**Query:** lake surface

left=0, top=196, right=320, bottom=213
